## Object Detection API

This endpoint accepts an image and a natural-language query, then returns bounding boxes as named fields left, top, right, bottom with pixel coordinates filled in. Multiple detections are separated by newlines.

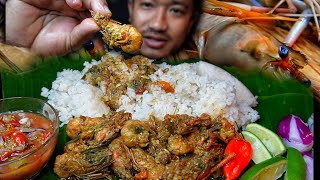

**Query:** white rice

left=41, top=54, right=259, bottom=127
left=41, top=69, right=110, bottom=127
left=117, top=62, right=259, bottom=127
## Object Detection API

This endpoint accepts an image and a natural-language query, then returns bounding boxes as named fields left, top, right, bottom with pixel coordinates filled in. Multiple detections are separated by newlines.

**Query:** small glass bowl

left=0, top=97, right=59, bottom=180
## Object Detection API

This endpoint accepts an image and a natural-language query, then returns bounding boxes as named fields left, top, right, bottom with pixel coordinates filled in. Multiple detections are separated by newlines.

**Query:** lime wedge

left=245, top=123, right=286, bottom=156
left=285, top=147, right=306, bottom=180
left=242, top=131, right=272, bottom=164
left=240, top=156, right=287, bottom=180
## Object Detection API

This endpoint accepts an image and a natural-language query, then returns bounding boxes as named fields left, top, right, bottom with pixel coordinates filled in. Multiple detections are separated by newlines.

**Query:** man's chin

left=140, top=48, right=168, bottom=59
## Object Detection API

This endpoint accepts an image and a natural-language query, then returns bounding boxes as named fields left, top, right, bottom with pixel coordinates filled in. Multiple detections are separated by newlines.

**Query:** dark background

left=107, top=0, right=129, bottom=24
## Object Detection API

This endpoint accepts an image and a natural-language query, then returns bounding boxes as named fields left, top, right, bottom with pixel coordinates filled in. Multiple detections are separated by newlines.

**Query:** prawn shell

left=120, top=25, right=143, bottom=53
left=194, top=13, right=320, bottom=98
left=91, top=11, right=142, bottom=53
left=121, top=120, right=150, bottom=148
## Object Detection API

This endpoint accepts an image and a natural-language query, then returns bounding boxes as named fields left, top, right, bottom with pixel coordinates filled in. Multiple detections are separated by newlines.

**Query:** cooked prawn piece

left=91, top=11, right=143, bottom=53
left=54, top=146, right=112, bottom=179
left=66, top=116, right=104, bottom=139
left=131, top=148, right=165, bottom=179
left=94, top=111, right=132, bottom=143
left=121, top=120, right=150, bottom=148
left=109, top=138, right=135, bottom=179
left=167, top=134, right=194, bottom=155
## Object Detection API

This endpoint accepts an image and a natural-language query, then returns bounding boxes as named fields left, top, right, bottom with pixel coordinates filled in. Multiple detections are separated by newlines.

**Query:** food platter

left=0, top=52, right=314, bottom=179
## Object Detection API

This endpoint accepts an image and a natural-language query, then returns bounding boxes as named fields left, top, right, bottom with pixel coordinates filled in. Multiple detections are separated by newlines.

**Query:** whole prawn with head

left=127, top=0, right=202, bottom=59
left=187, top=0, right=320, bottom=98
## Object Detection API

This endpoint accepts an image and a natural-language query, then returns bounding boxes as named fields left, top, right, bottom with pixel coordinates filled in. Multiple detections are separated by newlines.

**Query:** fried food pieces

left=91, top=11, right=142, bottom=53
left=54, top=112, right=241, bottom=179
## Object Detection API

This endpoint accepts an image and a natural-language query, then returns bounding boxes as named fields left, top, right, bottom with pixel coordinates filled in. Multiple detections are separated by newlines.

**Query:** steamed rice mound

left=41, top=53, right=259, bottom=127
left=41, top=69, right=110, bottom=126
left=117, top=61, right=259, bottom=126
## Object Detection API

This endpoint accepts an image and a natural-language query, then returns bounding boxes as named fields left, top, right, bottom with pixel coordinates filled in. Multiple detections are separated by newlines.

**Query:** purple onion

left=277, top=114, right=313, bottom=152
left=302, top=151, right=314, bottom=180
left=20, top=127, right=36, bottom=133
left=13, top=145, right=25, bottom=151
left=11, top=152, right=23, bottom=157
left=0, top=136, right=3, bottom=145
left=308, top=114, right=314, bottom=134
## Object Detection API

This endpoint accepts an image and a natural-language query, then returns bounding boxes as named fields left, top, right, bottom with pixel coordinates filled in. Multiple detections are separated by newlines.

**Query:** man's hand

left=6, top=0, right=111, bottom=56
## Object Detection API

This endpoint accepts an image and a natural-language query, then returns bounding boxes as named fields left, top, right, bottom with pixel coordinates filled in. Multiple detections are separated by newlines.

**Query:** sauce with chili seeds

left=0, top=112, right=53, bottom=163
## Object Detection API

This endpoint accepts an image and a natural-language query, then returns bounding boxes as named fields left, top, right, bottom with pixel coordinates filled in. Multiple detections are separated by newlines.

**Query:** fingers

left=65, top=0, right=83, bottom=11
left=69, top=18, right=100, bottom=51
left=66, top=0, right=111, bottom=15
left=83, top=0, right=111, bottom=15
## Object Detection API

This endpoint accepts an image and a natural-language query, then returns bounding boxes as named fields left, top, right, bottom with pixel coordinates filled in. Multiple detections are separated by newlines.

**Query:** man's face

left=128, top=0, right=195, bottom=59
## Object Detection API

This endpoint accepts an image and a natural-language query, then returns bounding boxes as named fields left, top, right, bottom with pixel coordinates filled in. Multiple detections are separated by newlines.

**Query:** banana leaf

left=0, top=53, right=314, bottom=179
left=224, top=67, right=313, bottom=132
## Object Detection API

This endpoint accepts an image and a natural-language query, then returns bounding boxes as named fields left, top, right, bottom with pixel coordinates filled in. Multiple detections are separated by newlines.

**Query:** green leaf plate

left=1, top=54, right=314, bottom=179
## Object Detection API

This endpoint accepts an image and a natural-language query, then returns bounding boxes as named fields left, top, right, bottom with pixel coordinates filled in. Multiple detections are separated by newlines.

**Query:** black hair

left=190, top=0, right=203, bottom=34
left=193, top=0, right=204, bottom=15
left=192, top=0, right=204, bottom=25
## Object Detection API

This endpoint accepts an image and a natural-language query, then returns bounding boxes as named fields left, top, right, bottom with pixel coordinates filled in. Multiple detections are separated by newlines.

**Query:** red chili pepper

left=9, top=119, right=20, bottom=127
left=223, top=139, right=253, bottom=180
left=135, top=86, right=146, bottom=95
left=134, top=171, right=148, bottom=179
left=2, top=128, right=16, bottom=141
left=0, top=151, right=13, bottom=162
left=125, top=59, right=135, bottom=69
left=0, top=119, right=5, bottom=126
left=157, top=81, right=175, bottom=93
left=12, top=132, right=28, bottom=147
left=42, top=131, right=52, bottom=142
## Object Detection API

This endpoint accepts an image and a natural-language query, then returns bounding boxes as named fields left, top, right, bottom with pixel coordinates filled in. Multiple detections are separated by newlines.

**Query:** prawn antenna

left=235, top=121, right=244, bottom=138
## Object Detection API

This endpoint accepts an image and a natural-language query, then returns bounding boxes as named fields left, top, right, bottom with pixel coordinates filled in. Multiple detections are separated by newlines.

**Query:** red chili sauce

left=0, top=112, right=53, bottom=163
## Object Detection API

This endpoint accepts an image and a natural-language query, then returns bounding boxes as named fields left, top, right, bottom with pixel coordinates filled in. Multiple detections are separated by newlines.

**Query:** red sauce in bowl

left=0, top=112, right=57, bottom=180
left=0, top=112, right=53, bottom=163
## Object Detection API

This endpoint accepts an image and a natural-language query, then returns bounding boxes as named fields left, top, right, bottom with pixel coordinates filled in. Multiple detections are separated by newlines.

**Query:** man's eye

left=170, top=8, right=185, bottom=16
left=140, top=2, right=153, bottom=9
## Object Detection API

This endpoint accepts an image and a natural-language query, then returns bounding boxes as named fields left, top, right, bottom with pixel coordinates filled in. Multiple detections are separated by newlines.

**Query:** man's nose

left=149, top=8, right=168, bottom=32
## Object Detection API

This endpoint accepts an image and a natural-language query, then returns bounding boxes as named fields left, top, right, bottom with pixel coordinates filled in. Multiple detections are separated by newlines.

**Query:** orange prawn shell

left=91, top=11, right=143, bottom=53
left=120, top=24, right=143, bottom=53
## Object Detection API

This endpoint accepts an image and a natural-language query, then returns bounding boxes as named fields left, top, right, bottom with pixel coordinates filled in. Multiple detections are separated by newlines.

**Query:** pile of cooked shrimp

left=53, top=111, right=241, bottom=179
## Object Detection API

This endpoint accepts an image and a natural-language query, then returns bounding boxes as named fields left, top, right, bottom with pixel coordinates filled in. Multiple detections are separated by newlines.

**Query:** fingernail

left=104, top=5, right=111, bottom=14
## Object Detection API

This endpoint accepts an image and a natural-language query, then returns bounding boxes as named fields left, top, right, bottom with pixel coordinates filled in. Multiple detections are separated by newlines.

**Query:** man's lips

left=143, top=35, right=168, bottom=49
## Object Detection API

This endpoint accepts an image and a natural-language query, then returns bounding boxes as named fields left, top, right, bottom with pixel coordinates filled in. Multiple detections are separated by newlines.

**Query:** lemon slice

left=242, top=131, right=272, bottom=164
left=285, top=147, right=306, bottom=180
left=240, top=156, right=287, bottom=180
left=245, top=123, right=286, bottom=156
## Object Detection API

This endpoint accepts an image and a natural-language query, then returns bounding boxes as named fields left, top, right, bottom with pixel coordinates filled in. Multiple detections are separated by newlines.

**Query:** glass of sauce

left=0, top=97, right=59, bottom=180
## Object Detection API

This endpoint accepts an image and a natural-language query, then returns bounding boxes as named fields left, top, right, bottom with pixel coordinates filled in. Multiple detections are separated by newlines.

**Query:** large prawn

left=176, top=0, right=320, bottom=98
left=91, top=11, right=142, bottom=53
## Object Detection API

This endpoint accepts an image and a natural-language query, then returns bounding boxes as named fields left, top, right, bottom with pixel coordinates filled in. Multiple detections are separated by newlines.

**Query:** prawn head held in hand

left=91, top=11, right=143, bottom=53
